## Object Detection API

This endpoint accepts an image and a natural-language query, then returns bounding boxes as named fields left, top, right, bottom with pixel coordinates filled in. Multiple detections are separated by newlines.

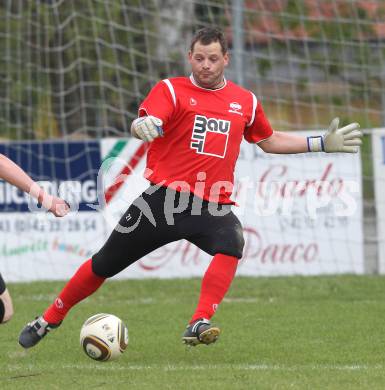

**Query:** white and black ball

left=80, top=313, right=128, bottom=361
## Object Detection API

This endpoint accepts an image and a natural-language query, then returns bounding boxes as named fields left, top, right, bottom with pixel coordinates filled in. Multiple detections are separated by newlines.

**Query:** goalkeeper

left=0, top=154, right=69, bottom=324
left=19, top=27, right=362, bottom=347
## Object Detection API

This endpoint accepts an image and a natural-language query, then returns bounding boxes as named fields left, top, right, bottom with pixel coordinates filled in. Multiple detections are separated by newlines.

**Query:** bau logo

left=191, top=115, right=230, bottom=158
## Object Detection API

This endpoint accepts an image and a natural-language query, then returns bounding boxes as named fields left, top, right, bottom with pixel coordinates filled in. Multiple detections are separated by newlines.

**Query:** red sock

left=43, top=259, right=105, bottom=324
left=190, top=253, right=238, bottom=323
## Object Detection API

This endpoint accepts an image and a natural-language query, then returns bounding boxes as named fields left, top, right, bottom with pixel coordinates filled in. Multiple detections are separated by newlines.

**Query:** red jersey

left=138, top=75, right=273, bottom=204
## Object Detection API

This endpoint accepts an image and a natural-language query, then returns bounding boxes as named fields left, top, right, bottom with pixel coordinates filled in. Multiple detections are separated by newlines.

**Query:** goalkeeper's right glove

left=131, top=115, right=163, bottom=142
left=307, top=117, right=362, bottom=153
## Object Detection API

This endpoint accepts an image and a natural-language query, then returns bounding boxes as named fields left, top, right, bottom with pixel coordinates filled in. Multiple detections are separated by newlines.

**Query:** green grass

left=2, top=276, right=385, bottom=389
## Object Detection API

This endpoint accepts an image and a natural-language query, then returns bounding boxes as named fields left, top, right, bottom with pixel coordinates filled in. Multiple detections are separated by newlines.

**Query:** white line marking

left=6, top=363, right=383, bottom=372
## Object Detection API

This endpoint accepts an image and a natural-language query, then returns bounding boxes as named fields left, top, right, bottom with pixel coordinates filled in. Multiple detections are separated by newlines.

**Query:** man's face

left=188, top=41, right=229, bottom=89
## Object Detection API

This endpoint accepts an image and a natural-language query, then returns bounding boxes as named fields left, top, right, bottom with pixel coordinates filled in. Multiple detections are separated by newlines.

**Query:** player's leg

left=0, top=273, right=14, bottom=324
left=180, top=206, right=244, bottom=345
left=42, top=192, right=177, bottom=324
left=19, top=186, right=180, bottom=348
left=18, top=258, right=103, bottom=348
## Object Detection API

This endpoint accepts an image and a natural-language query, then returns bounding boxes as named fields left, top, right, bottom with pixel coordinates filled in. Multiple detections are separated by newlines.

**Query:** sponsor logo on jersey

left=190, top=97, right=197, bottom=106
left=55, top=297, right=64, bottom=309
left=228, top=101, right=243, bottom=115
left=191, top=115, right=230, bottom=158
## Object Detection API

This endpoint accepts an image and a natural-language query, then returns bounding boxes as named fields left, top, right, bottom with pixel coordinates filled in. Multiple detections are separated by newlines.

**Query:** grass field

left=1, top=276, right=385, bottom=390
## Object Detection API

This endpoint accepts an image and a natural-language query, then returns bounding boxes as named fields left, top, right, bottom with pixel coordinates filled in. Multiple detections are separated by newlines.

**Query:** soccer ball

left=80, top=313, right=128, bottom=361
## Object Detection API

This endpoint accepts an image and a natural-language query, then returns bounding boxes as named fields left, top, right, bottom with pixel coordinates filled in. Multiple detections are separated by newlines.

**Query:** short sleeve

left=244, top=101, right=273, bottom=143
left=138, top=80, right=176, bottom=125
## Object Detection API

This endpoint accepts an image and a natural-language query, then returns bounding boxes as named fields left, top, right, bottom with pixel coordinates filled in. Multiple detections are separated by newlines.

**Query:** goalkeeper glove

left=131, top=115, right=163, bottom=142
left=307, top=117, right=362, bottom=153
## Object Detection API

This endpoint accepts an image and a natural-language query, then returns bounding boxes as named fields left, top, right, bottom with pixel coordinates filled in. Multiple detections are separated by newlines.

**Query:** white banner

left=372, top=129, right=385, bottom=273
left=0, top=135, right=364, bottom=281
left=1, top=213, right=106, bottom=282
left=102, top=133, right=364, bottom=279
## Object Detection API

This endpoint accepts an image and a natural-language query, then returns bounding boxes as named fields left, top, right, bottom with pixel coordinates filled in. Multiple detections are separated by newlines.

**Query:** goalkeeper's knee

left=0, top=289, right=14, bottom=324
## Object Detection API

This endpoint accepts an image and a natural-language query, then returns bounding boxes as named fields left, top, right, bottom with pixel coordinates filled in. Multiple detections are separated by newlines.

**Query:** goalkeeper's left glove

left=307, top=117, right=362, bottom=153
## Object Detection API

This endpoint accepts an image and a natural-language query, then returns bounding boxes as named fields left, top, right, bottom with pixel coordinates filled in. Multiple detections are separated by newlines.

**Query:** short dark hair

left=190, top=27, right=228, bottom=55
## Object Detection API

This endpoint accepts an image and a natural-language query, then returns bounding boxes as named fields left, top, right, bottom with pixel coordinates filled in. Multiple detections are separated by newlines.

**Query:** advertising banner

left=0, top=135, right=364, bottom=281
left=372, top=129, right=385, bottom=273
left=0, top=142, right=106, bottom=282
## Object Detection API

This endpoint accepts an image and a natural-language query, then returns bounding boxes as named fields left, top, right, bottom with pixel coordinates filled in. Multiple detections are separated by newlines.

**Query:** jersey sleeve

left=244, top=101, right=274, bottom=143
left=138, top=80, right=175, bottom=125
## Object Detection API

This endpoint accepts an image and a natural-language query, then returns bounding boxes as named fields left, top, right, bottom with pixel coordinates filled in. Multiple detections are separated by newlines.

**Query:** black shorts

left=92, top=185, right=244, bottom=277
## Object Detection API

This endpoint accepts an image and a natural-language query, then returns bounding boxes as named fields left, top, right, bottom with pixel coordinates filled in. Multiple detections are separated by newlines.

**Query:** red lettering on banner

left=242, top=227, right=318, bottom=264
left=257, top=162, right=344, bottom=199
left=304, top=243, right=318, bottom=262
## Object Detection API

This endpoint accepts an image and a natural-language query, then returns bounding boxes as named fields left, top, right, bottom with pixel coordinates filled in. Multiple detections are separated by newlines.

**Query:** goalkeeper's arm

left=0, top=154, right=70, bottom=217
left=258, top=118, right=362, bottom=154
